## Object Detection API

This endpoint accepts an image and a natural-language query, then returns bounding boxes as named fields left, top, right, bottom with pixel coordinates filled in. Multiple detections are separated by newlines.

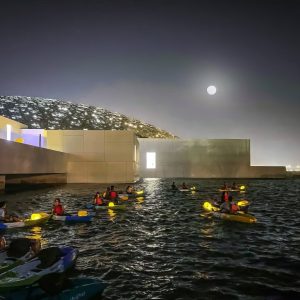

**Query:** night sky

left=0, top=0, right=299, bottom=167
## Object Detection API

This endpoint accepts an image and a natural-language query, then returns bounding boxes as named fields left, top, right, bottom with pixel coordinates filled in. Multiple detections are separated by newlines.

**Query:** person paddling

left=181, top=182, right=188, bottom=189
left=109, top=186, right=119, bottom=204
left=171, top=182, right=177, bottom=190
left=126, top=185, right=134, bottom=194
left=103, top=187, right=110, bottom=200
left=52, top=198, right=64, bottom=216
left=94, top=192, right=104, bottom=206
left=229, top=196, right=240, bottom=214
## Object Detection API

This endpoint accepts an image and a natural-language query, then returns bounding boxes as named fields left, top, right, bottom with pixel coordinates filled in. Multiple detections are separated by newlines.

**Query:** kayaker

left=171, top=182, right=177, bottom=190
left=221, top=182, right=228, bottom=190
left=102, top=187, right=111, bottom=200
left=109, top=186, right=118, bottom=203
left=181, top=182, right=188, bottom=189
left=229, top=196, right=240, bottom=214
left=52, top=198, right=64, bottom=216
left=231, top=182, right=238, bottom=189
left=94, top=192, right=104, bottom=206
left=220, top=191, right=229, bottom=203
left=126, top=185, right=134, bottom=194
left=220, top=200, right=230, bottom=213
left=0, top=201, right=20, bottom=222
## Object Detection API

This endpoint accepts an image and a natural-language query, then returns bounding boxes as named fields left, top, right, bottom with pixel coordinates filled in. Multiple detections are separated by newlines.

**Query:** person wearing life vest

left=109, top=186, right=118, bottom=203
left=229, top=196, right=240, bottom=214
left=220, top=191, right=229, bottom=203
left=52, top=198, right=64, bottom=216
left=94, top=192, right=103, bottom=206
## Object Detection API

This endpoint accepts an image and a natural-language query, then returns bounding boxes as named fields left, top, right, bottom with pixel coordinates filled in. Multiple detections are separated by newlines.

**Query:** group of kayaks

left=0, top=238, right=106, bottom=299
left=0, top=190, right=145, bottom=298
left=0, top=190, right=145, bottom=229
left=201, top=185, right=257, bottom=224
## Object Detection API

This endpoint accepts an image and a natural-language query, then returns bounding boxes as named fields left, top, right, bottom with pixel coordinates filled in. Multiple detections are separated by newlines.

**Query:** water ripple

left=2, top=179, right=300, bottom=299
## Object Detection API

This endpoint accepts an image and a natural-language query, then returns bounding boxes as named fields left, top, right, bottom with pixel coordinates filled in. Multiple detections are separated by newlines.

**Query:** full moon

left=207, top=85, right=217, bottom=95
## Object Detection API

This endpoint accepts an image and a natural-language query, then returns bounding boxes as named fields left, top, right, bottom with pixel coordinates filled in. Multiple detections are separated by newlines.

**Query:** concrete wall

left=46, top=130, right=139, bottom=183
left=138, top=139, right=251, bottom=178
left=0, top=138, right=68, bottom=175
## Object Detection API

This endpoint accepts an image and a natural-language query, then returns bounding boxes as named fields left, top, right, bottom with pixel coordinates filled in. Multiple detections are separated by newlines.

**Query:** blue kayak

left=0, top=277, right=107, bottom=300
left=52, top=215, right=93, bottom=223
left=0, top=246, right=78, bottom=292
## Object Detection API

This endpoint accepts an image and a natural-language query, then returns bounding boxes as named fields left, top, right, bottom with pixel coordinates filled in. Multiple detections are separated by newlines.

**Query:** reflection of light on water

left=108, top=209, right=116, bottom=221
left=144, top=178, right=160, bottom=194
left=199, top=223, right=217, bottom=249
left=195, top=271, right=211, bottom=280
left=26, top=226, right=47, bottom=247
left=135, top=197, right=144, bottom=210
left=200, top=226, right=215, bottom=237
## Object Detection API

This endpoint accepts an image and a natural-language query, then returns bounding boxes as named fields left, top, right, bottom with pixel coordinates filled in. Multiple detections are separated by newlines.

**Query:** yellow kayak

left=0, top=212, right=50, bottom=229
left=202, top=202, right=256, bottom=224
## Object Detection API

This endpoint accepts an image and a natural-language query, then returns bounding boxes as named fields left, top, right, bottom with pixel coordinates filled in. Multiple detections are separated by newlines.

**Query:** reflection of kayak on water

left=202, top=201, right=257, bottom=223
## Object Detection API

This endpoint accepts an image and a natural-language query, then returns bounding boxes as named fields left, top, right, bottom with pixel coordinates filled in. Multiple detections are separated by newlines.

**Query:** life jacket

left=109, top=191, right=117, bottom=199
left=230, top=203, right=239, bottom=214
left=95, top=196, right=103, bottom=205
left=53, top=204, right=64, bottom=216
left=224, top=192, right=229, bottom=201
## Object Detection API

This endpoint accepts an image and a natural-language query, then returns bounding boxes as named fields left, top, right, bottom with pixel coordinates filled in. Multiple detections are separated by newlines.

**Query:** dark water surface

left=1, top=179, right=300, bottom=299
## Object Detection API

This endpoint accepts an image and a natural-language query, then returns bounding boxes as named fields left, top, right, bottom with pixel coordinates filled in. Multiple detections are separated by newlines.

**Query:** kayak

left=0, top=212, right=50, bottom=230
left=1, top=277, right=107, bottom=300
left=0, top=246, right=78, bottom=292
left=202, top=201, right=257, bottom=224
left=86, top=203, right=126, bottom=211
left=218, top=189, right=241, bottom=192
left=218, top=185, right=246, bottom=192
left=52, top=215, right=93, bottom=223
left=178, top=186, right=197, bottom=192
left=0, top=238, right=37, bottom=274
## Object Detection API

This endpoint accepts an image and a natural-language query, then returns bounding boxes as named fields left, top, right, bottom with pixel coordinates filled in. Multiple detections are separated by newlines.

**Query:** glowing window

left=146, top=152, right=156, bottom=169
left=6, top=124, right=12, bottom=141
